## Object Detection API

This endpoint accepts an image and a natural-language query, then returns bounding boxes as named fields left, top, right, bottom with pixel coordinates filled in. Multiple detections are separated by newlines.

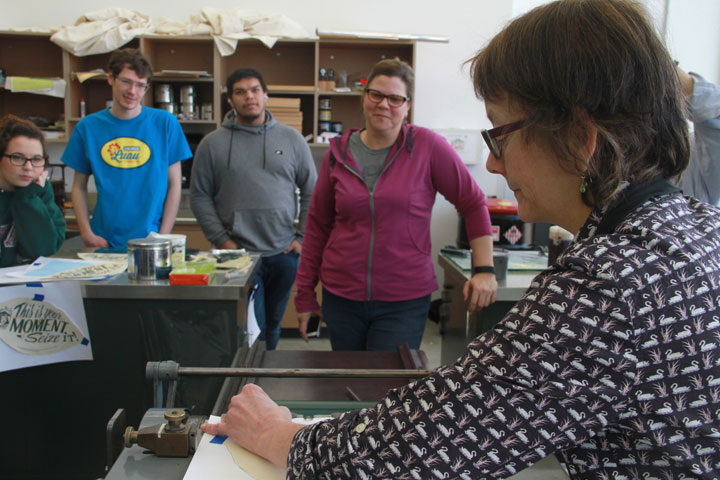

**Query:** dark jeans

left=253, top=251, right=299, bottom=350
left=321, top=287, right=431, bottom=351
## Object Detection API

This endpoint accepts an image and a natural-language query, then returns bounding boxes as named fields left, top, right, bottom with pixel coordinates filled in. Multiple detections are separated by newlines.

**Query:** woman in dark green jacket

left=0, top=115, right=65, bottom=267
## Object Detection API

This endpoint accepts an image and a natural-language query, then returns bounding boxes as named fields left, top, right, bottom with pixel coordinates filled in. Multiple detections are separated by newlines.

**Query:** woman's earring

left=580, top=176, right=588, bottom=194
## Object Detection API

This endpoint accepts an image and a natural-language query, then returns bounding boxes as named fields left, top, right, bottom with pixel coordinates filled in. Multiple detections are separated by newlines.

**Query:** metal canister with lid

left=156, top=102, right=178, bottom=115
left=181, top=103, right=198, bottom=120
left=318, top=109, right=332, bottom=121
left=127, top=238, right=172, bottom=281
left=201, top=103, right=213, bottom=121
left=154, top=84, right=173, bottom=104
left=180, top=85, right=196, bottom=105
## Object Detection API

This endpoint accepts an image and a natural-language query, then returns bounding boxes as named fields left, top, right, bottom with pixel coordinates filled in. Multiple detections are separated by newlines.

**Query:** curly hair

left=0, top=114, right=47, bottom=162
left=468, top=0, right=689, bottom=208
left=108, top=48, right=153, bottom=82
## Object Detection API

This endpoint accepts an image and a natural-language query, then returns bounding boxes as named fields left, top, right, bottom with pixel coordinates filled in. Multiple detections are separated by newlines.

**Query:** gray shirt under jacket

left=349, top=130, right=392, bottom=192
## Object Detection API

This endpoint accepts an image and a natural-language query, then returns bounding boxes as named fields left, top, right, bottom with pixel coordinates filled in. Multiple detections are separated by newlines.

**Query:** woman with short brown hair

left=203, top=2, right=720, bottom=478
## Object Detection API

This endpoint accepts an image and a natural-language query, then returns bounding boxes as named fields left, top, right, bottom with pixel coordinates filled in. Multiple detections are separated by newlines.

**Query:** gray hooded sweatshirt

left=190, top=109, right=317, bottom=254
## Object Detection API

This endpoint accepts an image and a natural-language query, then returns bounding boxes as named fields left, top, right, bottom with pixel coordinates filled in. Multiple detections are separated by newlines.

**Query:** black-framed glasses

left=2, top=153, right=48, bottom=167
left=364, top=88, right=410, bottom=108
left=481, top=120, right=525, bottom=158
left=115, top=76, right=150, bottom=92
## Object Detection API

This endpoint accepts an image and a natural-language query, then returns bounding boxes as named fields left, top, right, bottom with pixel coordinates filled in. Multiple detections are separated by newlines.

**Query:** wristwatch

left=472, top=265, right=495, bottom=275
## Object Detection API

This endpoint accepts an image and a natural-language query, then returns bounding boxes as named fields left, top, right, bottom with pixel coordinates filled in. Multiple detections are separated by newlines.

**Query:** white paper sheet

left=184, top=416, right=326, bottom=480
left=0, top=282, right=92, bottom=372
left=6, top=256, right=126, bottom=281
left=0, top=265, right=34, bottom=285
left=4, top=76, right=67, bottom=98
left=183, top=416, right=276, bottom=480
left=246, top=288, right=260, bottom=347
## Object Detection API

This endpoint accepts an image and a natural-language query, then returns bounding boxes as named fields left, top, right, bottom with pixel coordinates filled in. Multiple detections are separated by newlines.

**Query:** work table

left=4, top=237, right=261, bottom=479
left=438, top=251, right=545, bottom=364
left=55, top=235, right=258, bottom=301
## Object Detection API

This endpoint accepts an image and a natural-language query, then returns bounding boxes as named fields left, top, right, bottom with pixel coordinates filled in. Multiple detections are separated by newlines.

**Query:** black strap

left=596, top=177, right=680, bottom=235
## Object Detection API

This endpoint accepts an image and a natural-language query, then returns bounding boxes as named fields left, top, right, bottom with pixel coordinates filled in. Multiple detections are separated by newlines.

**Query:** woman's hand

left=463, top=273, right=498, bottom=313
left=200, top=384, right=304, bottom=467
left=297, top=310, right=322, bottom=342
left=33, top=170, right=49, bottom=188
left=465, top=235, right=497, bottom=312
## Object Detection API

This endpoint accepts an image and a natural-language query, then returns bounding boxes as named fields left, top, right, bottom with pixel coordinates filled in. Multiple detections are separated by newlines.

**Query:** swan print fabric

left=288, top=192, right=720, bottom=479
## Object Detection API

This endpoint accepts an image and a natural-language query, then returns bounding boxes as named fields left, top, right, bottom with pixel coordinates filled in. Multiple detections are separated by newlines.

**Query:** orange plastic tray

left=169, top=273, right=210, bottom=285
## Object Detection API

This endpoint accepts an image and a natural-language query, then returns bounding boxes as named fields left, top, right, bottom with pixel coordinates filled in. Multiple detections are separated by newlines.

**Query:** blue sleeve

left=165, top=114, right=192, bottom=166
left=60, top=122, right=92, bottom=174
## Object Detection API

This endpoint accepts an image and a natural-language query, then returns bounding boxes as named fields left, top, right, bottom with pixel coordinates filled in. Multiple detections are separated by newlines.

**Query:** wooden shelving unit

left=0, top=32, right=415, bottom=144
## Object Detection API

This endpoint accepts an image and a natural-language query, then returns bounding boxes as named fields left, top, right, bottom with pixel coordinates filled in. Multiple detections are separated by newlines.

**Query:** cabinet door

left=0, top=34, right=64, bottom=138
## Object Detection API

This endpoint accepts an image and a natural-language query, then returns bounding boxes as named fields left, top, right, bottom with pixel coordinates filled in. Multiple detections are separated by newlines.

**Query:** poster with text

left=0, top=282, right=92, bottom=372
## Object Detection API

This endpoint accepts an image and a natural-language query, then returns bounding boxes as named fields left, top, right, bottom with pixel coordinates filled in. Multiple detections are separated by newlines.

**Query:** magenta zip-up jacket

left=294, top=124, right=492, bottom=312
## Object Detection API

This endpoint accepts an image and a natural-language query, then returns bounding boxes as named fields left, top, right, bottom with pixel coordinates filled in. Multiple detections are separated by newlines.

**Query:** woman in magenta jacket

left=295, top=58, right=497, bottom=351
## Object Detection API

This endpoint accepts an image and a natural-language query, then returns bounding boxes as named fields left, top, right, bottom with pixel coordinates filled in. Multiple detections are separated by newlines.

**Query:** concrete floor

left=277, top=318, right=443, bottom=369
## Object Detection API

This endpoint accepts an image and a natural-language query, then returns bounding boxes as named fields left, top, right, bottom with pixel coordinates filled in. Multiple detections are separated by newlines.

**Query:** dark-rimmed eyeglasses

left=2, top=153, right=48, bottom=167
left=481, top=120, right=525, bottom=158
left=115, top=76, right=149, bottom=92
left=364, top=88, right=410, bottom=108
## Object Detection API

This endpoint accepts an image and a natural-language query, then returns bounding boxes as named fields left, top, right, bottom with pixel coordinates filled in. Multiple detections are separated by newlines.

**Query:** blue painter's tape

left=25, top=283, right=43, bottom=288
left=33, top=294, right=45, bottom=301
left=82, top=338, right=89, bottom=345
left=210, top=435, right=227, bottom=444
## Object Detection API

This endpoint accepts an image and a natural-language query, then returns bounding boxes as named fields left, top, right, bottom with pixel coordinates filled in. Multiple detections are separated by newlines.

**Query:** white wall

left=665, top=0, right=720, bottom=83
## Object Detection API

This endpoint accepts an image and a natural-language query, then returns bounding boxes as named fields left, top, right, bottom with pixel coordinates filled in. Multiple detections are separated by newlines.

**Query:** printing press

left=104, top=340, right=431, bottom=479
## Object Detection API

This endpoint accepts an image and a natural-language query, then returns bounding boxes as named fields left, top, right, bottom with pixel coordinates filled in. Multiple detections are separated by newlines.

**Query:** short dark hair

left=226, top=68, right=267, bottom=95
left=108, top=48, right=153, bottom=82
left=366, top=58, right=414, bottom=100
left=0, top=114, right=47, bottom=164
left=469, top=0, right=690, bottom=208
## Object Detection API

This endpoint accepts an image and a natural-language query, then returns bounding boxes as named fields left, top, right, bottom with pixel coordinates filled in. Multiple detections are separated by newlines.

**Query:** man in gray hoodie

left=190, top=68, right=317, bottom=350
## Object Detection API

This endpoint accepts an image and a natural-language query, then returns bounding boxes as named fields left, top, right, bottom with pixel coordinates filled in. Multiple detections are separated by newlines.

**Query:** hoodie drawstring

left=263, top=124, right=267, bottom=170
left=225, top=110, right=271, bottom=170
left=227, top=127, right=235, bottom=169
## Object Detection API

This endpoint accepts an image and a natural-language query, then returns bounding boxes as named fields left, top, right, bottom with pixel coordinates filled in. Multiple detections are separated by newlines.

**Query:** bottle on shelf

left=80, top=98, right=86, bottom=118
